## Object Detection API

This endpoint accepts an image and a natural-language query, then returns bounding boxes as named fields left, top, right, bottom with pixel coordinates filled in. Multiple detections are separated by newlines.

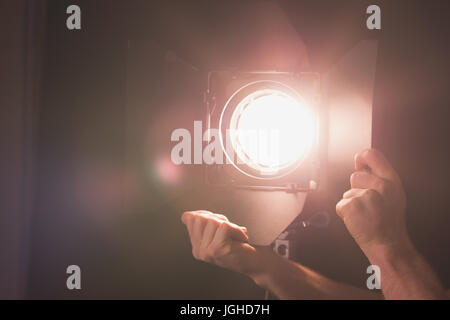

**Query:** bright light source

left=229, top=89, right=316, bottom=176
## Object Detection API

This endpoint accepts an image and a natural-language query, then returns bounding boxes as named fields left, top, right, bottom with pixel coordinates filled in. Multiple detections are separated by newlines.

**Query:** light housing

left=206, top=71, right=322, bottom=192
left=200, top=41, right=377, bottom=245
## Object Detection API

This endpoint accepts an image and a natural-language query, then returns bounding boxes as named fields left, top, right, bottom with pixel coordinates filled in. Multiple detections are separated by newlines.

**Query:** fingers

left=181, top=211, right=192, bottom=225
left=214, top=221, right=248, bottom=243
left=350, top=170, right=378, bottom=189
left=181, top=210, right=248, bottom=261
left=336, top=189, right=380, bottom=218
left=196, top=210, right=229, bottom=222
left=337, top=149, right=407, bottom=251
left=181, top=210, right=227, bottom=224
left=192, top=216, right=207, bottom=250
left=336, top=197, right=352, bottom=218
left=343, top=188, right=365, bottom=199
left=208, top=223, right=248, bottom=259
left=350, top=170, right=393, bottom=196
left=181, top=211, right=196, bottom=245
left=355, top=148, right=399, bottom=182
left=199, top=219, right=221, bottom=261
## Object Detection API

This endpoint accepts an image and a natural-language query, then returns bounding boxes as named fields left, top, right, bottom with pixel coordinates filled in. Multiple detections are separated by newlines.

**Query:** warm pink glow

left=230, top=89, right=316, bottom=175
left=156, top=156, right=182, bottom=184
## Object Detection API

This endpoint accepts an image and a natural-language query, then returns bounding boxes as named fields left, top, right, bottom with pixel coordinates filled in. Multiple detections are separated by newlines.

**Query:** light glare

left=231, top=90, right=315, bottom=174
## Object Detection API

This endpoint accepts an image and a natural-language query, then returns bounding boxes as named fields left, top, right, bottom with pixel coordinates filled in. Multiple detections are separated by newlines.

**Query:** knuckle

left=335, top=202, right=343, bottom=214
left=219, top=221, right=229, bottom=231
left=199, top=211, right=213, bottom=219
left=336, top=205, right=343, bottom=217
left=182, top=212, right=194, bottom=224
left=192, top=248, right=199, bottom=260
left=368, top=148, right=377, bottom=154
left=364, top=188, right=377, bottom=200
left=339, top=201, right=349, bottom=211
left=216, top=214, right=228, bottom=221
left=337, top=199, right=357, bottom=215
left=190, top=213, right=200, bottom=222
left=350, top=172, right=359, bottom=186
left=376, top=179, right=392, bottom=196
left=214, top=221, right=225, bottom=232
left=209, top=218, right=221, bottom=228
left=365, top=148, right=378, bottom=158
left=196, top=216, right=208, bottom=227
left=349, top=197, right=363, bottom=210
left=198, top=250, right=208, bottom=261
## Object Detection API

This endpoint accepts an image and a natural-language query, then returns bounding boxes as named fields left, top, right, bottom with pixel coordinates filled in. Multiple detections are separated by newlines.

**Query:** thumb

left=217, top=222, right=249, bottom=243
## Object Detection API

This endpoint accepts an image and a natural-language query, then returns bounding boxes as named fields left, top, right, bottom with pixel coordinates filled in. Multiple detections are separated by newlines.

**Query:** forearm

left=247, top=247, right=381, bottom=300
left=364, top=240, right=447, bottom=300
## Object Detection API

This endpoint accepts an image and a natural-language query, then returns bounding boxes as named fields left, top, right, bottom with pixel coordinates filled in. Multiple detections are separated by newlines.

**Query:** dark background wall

left=1, top=0, right=448, bottom=299
left=0, top=0, right=46, bottom=299
left=0, top=0, right=28, bottom=299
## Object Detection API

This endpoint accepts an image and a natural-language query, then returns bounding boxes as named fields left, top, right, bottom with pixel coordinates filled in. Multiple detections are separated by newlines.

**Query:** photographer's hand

left=181, top=210, right=263, bottom=276
left=336, top=148, right=447, bottom=299
left=181, top=210, right=381, bottom=299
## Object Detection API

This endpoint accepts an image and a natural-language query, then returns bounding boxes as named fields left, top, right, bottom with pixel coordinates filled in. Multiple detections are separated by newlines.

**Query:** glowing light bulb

left=230, top=89, right=315, bottom=175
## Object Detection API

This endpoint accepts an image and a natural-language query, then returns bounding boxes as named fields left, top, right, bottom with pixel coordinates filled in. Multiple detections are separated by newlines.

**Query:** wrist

left=244, top=246, right=277, bottom=287
left=362, top=235, right=447, bottom=299
left=363, top=236, right=416, bottom=268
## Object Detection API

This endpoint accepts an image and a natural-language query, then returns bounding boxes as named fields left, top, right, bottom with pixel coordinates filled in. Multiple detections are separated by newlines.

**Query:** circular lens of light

left=230, top=89, right=315, bottom=175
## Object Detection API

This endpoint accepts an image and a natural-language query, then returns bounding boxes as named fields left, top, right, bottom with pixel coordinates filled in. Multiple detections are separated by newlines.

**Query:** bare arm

left=364, top=241, right=446, bottom=299
left=181, top=210, right=381, bottom=300
left=181, top=151, right=447, bottom=300
left=336, top=149, right=447, bottom=299
left=249, top=246, right=382, bottom=300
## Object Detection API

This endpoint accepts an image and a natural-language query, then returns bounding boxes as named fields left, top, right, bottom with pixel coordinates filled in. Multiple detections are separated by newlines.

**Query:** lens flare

left=230, top=89, right=315, bottom=175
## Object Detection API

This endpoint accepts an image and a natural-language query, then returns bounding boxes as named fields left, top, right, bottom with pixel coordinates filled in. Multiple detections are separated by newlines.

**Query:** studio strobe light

left=206, top=71, right=322, bottom=192
left=223, top=82, right=316, bottom=178
left=203, top=41, right=377, bottom=245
